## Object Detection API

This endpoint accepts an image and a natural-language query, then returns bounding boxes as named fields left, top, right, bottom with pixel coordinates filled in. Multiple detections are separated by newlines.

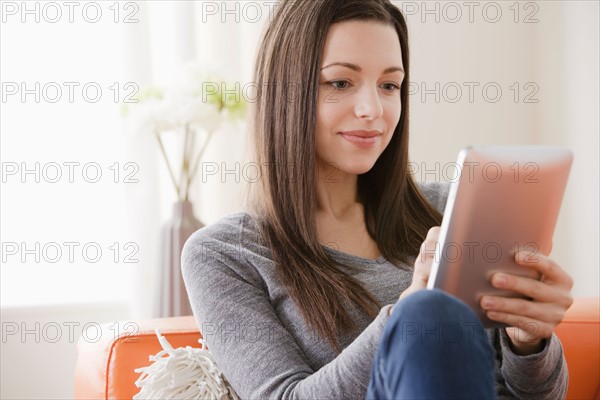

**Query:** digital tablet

left=426, top=145, right=573, bottom=328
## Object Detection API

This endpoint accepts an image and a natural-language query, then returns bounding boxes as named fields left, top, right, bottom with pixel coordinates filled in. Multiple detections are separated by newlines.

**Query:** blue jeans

left=366, top=290, right=497, bottom=400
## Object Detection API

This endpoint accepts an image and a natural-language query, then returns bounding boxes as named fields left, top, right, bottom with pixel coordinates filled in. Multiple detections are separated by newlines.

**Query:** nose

left=354, top=85, right=384, bottom=120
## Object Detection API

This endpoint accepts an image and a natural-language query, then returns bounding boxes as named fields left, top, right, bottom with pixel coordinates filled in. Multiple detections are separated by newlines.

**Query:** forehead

left=321, top=20, right=403, bottom=68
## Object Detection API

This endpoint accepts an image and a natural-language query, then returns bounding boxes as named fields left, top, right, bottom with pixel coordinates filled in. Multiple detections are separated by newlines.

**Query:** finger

left=480, top=295, right=565, bottom=325
left=485, top=311, right=554, bottom=341
left=490, top=272, right=572, bottom=306
left=413, top=255, right=432, bottom=283
left=425, top=226, right=441, bottom=242
left=515, top=250, right=574, bottom=288
left=418, top=226, right=441, bottom=261
left=414, top=228, right=441, bottom=282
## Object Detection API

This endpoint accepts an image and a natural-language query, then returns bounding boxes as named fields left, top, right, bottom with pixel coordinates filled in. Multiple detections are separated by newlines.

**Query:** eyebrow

left=321, top=62, right=404, bottom=74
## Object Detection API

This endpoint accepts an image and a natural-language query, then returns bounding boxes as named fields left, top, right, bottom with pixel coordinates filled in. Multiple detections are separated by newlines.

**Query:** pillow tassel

left=133, top=329, right=239, bottom=400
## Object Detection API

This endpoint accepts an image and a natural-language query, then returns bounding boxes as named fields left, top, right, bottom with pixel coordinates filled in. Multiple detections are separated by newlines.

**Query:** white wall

left=561, top=2, right=600, bottom=297
left=403, top=1, right=599, bottom=297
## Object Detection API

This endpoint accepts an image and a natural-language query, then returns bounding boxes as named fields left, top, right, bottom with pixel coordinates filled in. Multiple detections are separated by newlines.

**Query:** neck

left=315, top=159, right=360, bottom=220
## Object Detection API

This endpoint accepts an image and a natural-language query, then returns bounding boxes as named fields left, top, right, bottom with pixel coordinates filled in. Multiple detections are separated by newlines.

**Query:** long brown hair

left=244, top=0, right=442, bottom=351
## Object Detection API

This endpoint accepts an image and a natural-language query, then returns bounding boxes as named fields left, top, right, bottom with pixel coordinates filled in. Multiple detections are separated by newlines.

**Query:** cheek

left=386, top=98, right=402, bottom=128
left=315, top=107, right=331, bottom=154
left=316, top=99, right=343, bottom=133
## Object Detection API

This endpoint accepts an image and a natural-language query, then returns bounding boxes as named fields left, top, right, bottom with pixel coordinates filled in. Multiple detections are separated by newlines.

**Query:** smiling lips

left=339, top=130, right=382, bottom=148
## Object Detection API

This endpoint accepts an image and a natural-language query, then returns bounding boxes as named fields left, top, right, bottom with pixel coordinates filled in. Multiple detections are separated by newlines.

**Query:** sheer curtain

left=0, top=0, right=267, bottom=316
left=120, top=1, right=267, bottom=319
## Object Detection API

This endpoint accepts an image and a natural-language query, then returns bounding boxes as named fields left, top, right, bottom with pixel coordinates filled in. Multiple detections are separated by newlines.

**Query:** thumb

left=412, top=226, right=441, bottom=285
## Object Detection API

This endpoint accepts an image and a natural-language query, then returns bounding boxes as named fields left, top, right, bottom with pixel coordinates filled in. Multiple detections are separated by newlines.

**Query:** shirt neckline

left=322, top=245, right=387, bottom=265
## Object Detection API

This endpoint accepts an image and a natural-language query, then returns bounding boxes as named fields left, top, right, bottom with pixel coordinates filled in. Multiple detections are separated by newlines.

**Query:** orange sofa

left=74, top=297, right=600, bottom=400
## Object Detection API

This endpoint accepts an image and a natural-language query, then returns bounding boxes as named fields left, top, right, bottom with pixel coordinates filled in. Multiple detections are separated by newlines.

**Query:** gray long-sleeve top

left=181, top=182, right=568, bottom=399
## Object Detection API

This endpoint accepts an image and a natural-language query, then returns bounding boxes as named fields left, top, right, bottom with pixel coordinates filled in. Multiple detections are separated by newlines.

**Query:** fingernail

left=494, top=274, right=507, bottom=286
left=514, top=251, right=523, bottom=262
left=516, top=251, right=527, bottom=264
left=487, top=311, right=501, bottom=320
left=482, top=297, right=494, bottom=308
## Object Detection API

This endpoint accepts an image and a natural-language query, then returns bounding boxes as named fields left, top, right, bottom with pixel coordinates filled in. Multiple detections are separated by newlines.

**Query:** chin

left=343, top=161, right=377, bottom=175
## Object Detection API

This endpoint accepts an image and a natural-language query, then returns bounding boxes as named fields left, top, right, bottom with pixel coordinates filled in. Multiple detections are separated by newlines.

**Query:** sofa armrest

left=74, top=316, right=200, bottom=400
left=555, top=297, right=600, bottom=400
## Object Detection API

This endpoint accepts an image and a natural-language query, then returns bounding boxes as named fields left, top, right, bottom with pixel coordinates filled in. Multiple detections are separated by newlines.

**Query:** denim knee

left=370, top=291, right=497, bottom=399
left=381, top=289, right=489, bottom=354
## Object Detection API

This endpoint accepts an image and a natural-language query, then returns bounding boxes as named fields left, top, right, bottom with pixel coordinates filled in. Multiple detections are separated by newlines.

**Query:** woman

left=182, top=0, right=573, bottom=398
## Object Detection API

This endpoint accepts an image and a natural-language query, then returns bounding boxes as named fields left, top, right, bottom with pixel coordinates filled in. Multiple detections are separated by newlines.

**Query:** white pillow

left=134, top=329, right=239, bottom=400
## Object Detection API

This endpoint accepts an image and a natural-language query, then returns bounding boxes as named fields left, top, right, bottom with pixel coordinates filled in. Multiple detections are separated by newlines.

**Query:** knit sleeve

left=486, top=328, right=568, bottom=399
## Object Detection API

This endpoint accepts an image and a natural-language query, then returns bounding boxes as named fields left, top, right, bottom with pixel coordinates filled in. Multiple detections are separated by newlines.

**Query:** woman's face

left=316, top=21, right=404, bottom=177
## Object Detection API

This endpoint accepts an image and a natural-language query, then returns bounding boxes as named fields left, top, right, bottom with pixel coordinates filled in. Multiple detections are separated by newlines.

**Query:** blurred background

left=1, top=1, right=598, bottom=398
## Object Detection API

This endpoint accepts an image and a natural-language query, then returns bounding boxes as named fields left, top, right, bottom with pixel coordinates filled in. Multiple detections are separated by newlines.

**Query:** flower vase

left=157, top=200, right=204, bottom=317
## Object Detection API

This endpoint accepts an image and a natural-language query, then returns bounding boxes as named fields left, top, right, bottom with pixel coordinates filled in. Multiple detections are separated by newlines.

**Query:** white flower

left=121, top=63, right=247, bottom=200
left=123, top=73, right=240, bottom=135
left=123, top=96, right=175, bottom=136
left=159, top=91, right=223, bottom=133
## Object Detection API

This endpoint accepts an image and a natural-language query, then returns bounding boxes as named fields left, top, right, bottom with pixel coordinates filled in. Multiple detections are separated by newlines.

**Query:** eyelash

left=325, top=80, right=401, bottom=92
left=328, top=80, right=351, bottom=90
left=381, top=82, right=401, bottom=92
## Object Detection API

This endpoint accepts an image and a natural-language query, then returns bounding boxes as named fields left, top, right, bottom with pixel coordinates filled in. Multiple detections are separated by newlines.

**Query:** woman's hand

left=388, top=227, right=439, bottom=315
left=480, top=250, right=574, bottom=355
left=398, top=226, right=440, bottom=302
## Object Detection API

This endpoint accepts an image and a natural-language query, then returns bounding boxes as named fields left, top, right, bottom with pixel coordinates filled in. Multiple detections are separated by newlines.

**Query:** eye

left=381, top=82, right=401, bottom=92
left=327, top=80, right=351, bottom=90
